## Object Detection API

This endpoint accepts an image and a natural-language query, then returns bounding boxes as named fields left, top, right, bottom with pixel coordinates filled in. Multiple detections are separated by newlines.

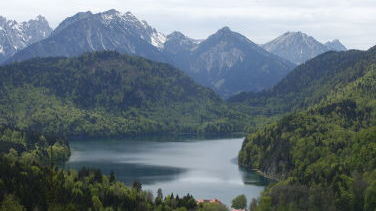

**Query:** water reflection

left=66, top=161, right=186, bottom=185
left=65, top=137, right=271, bottom=206
left=239, top=168, right=271, bottom=186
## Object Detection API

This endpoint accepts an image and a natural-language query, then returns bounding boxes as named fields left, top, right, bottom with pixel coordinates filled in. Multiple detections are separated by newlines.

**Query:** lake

left=65, top=137, right=270, bottom=206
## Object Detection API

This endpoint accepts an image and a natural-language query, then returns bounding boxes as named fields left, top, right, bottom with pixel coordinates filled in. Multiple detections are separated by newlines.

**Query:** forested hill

left=239, top=46, right=376, bottom=210
left=0, top=51, right=246, bottom=137
left=229, top=47, right=376, bottom=115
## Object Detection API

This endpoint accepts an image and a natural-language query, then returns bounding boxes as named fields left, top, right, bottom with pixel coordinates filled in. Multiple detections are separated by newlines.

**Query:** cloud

left=0, top=0, right=375, bottom=49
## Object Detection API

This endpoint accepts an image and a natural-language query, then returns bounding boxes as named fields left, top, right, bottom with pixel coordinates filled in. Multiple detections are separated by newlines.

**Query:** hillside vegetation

left=0, top=51, right=249, bottom=137
left=229, top=48, right=376, bottom=115
left=239, top=47, right=376, bottom=211
left=0, top=124, right=231, bottom=211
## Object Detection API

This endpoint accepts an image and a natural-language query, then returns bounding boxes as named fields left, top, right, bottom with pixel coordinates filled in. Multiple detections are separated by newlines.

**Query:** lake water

left=65, top=137, right=270, bottom=206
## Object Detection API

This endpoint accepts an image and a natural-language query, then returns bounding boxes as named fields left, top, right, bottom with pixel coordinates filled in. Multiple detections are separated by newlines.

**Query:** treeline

left=0, top=125, right=70, bottom=164
left=0, top=125, right=231, bottom=211
left=238, top=47, right=376, bottom=210
left=0, top=153, right=229, bottom=211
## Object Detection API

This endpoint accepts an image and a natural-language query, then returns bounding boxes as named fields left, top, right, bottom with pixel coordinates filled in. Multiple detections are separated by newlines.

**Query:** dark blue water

left=65, top=137, right=270, bottom=206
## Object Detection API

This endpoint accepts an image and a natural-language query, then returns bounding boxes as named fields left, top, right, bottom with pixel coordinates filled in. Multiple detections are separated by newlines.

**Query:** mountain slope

left=6, top=10, right=166, bottom=64
left=163, top=31, right=201, bottom=72
left=169, top=27, right=296, bottom=97
left=0, top=51, right=246, bottom=137
left=262, top=32, right=346, bottom=64
left=0, top=15, right=52, bottom=63
left=238, top=46, right=376, bottom=211
left=229, top=48, right=372, bottom=115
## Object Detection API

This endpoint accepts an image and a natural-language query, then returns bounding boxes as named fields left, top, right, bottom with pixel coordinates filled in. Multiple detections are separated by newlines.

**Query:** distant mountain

left=0, top=15, right=52, bottom=63
left=262, top=32, right=346, bottom=64
left=0, top=51, right=248, bottom=136
left=165, top=27, right=295, bottom=97
left=163, top=31, right=201, bottom=71
left=325, top=39, right=347, bottom=51
left=7, top=10, right=167, bottom=63
left=6, top=10, right=295, bottom=97
left=164, top=31, right=201, bottom=55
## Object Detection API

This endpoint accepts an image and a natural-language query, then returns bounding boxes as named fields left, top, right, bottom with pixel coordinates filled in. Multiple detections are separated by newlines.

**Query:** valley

left=0, top=6, right=375, bottom=211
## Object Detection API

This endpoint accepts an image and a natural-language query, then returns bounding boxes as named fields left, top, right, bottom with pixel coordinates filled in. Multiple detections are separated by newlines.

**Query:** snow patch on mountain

left=0, top=15, right=52, bottom=63
left=151, top=31, right=166, bottom=48
left=97, top=10, right=166, bottom=49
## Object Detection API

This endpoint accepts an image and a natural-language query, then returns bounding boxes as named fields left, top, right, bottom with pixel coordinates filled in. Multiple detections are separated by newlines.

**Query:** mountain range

left=0, top=15, right=52, bottom=63
left=5, top=10, right=295, bottom=97
left=164, top=27, right=295, bottom=97
left=7, top=10, right=167, bottom=63
left=262, top=31, right=347, bottom=64
left=2, top=10, right=346, bottom=97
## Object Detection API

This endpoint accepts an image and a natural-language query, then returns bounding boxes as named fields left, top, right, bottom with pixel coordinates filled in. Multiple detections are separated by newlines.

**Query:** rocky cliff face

left=163, top=31, right=201, bottom=72
left=0, top=15, right=52, bottom=63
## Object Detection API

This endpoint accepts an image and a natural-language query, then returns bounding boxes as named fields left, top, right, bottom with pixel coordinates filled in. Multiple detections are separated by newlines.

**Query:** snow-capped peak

left=100, top=9, right=122, bottom=22
left=0, top=15, right=52, bottom=63
left=98, top=10, right=166, bottom=49
left=125, top=11, right=138, bottom=20
left=150, top=31, right=166, bottom=49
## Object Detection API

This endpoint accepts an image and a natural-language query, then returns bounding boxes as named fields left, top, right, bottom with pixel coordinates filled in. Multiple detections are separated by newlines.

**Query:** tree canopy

left=0, top=51, right=251, bottom=137
left=238, top=46, right=376, bottom=211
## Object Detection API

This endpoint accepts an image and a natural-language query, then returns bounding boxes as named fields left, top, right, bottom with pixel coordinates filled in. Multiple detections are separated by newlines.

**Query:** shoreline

left=253, top=169, right=280, bottom=181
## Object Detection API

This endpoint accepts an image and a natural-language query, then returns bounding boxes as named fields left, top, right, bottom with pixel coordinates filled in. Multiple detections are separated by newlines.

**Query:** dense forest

left=239, top=46, right=376, bottom=210
left=0, top=125, right=231, bottom=211
left=0, top=125, right=70, bottom=164
left=0, top=51, right=251, bottom=137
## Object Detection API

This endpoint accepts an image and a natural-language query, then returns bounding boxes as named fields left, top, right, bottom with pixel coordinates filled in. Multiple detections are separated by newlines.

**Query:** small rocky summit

left=325, top=39, right=347, bottom=51
left=163, top=31, right=200, bottom=55
left=0, top=15, right=52, bottom=63
left=262, top=31, right=347, bottom=64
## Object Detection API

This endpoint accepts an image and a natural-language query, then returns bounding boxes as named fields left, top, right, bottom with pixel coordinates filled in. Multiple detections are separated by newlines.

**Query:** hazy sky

left=1, top=0, right=375, bottom=50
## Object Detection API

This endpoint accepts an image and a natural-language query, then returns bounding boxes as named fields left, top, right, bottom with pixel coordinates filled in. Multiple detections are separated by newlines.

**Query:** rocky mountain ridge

left=0, top=15, right=52, bottom=63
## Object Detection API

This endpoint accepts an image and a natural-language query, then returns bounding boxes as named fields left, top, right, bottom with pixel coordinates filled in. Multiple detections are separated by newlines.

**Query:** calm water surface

left=65, top=137, right=270, bottom=206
